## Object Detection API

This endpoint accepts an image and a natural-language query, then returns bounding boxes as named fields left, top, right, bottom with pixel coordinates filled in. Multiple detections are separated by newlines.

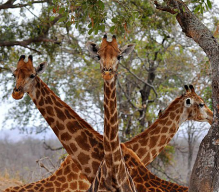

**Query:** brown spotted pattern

left=121, top=144, right=188, bottom=192
left=4, top=156, right=90, bottom=192
left=5, top=153, right=188, bottom=192
left=9, top=54, right=212, bottom=191
left=28, top=77, right=105, bottom=183
left=88, top=79, right=136, bottom=192
left=88, top=36, right=136, bottom=191
left=125, top=86, right=213, bottom=167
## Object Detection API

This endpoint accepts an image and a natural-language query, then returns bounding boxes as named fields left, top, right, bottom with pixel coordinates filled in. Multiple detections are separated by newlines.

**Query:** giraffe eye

left=12, top=74, right=15, bottom=78
left=186, top=98, right=191, bottom=104
left=199, top=103, right=204, bottom=108
left=30, top=74, right=35, bottom=78
left=95, top=55, right=100, bottom=60
left=117, top=55, right=122, bottom=60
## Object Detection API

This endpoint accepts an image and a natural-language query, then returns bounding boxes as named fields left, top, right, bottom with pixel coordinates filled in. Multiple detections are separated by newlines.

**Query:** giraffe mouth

left=102, top=68, right=116, bottom=80
left=102, top=71, right=114, bottom=80
left=12, top=88, right=24, bottom=100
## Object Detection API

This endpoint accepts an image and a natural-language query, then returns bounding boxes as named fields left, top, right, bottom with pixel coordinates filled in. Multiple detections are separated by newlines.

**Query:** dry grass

left=0, top=171, right=23, bottom=192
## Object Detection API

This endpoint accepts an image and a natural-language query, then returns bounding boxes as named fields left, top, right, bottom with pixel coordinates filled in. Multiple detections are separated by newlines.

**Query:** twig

left=117, top=78, right=138, bottom=110
left=154, top=1, right=178, bottom=14
left=120, top=62, right=158, bottom=98
left=43, top=141, right=63, bottom=151
left=36, top=157, right=55, bottom=174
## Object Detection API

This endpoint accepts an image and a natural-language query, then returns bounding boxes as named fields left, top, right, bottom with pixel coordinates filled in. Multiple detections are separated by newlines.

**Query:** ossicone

left=184, top=84, right=195, bottom=93
left=19, top=55, right=25, bottom=61
left=28, top=55, right=33, bottom=61
left=189, top=84, right=195, bottom=92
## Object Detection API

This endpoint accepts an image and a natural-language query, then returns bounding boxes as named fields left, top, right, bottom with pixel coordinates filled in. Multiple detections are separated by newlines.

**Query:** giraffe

left=87, top=34, right=136, bottom=191
left=4, top=155, right=90, bottom=192
left=124, top=84, right=213, bottom=166
left=7, top=53, right=164, bottom=192
left=7, top=44, right=212, bottom=191
left=5, top=149, right=188, bottom=192
left=86, top=37, right=212, bottom=167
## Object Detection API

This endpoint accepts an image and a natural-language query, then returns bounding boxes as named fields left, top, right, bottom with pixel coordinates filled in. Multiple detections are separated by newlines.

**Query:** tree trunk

left=155, top=0, right=219, bottom=191
left=139, top=66, right=156, bottom=129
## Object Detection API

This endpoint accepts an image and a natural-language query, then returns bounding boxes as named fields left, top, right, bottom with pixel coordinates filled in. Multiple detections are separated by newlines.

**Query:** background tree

left=154, top=0, right=219, bottom=191
left=0, top=0, right=217, bottom=186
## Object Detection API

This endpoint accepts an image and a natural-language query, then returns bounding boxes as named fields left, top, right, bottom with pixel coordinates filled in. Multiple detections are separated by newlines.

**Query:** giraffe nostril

left=14, top=87, right=21, bottom=92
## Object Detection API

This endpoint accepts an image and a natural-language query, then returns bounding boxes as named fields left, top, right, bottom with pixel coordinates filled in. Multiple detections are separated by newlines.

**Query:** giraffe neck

left=125, top=96, right=186, bottom=166
left=28, top=76, right=104, bottom=182
left=122, top=144, right=188, bottom=192
left=88, top=78, right=137, bottom=192
left=103, top=79, right=122, bottom=170
left=4, top=156, right=90, bottom=192
left=10, top=76, right=189, bottom=191
left=27, top=76, right=186, bottom=186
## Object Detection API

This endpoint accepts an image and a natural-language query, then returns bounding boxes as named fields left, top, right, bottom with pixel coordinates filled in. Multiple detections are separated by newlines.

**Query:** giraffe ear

left=158, top=109, right=163, bottom=118
left=10, top=66, right=16, bottom=73
left=120, top=44, right=135, bottom=57
left=36, top=62, right=47, bottom=75
left=86, top=42, right=100, bottom=58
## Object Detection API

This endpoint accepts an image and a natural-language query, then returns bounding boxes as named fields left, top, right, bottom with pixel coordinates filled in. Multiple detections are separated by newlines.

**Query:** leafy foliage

left=0, top=0, right=215, bottom=135
left=192, top=0, right=212, bottom=14
left=0, top=0, right=217, bottom=185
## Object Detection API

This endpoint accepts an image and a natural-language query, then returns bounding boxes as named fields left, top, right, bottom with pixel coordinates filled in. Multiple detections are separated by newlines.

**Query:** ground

left=0, top=176, right=23, bottom=192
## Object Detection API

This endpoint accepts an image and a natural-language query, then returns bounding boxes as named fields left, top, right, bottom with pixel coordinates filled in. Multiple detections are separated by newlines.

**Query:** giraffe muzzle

left=102, top=68, right=115, bottom=81
left=12, top=87, right=24, bottom=100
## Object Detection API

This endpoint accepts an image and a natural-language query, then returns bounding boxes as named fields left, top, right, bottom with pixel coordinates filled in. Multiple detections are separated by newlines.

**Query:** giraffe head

left=10, top=55, right=47, bottom=100
left=181, top=85, right=213, bottom=124
left=86, top=35, right=135, bottom=81
left=161, top=85, right=213, bottom=125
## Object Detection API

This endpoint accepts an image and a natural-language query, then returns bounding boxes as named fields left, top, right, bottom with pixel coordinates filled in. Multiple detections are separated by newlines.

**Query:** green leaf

left=205, top=3, right=209, bottom=11
left=98, top=1, right=105, bottom=10
left=207, top=0, right=212, bottom=9
left=112, top=17, right=117, bottom=23
left=194, top=5, right=201, bottom=13
left=66, top=21, right=72, bottom=27
left=200, top=5, right=204, bottom=14
left=50, top=16, right=55, bottom=21
left=88, top=28, right=93, bottom=35
left=110, top=26, right=115, bottom=33
left=94, top=27, right=99, bottom=35
left=88, top=22, right=92, bottom=28
left=99, top=25, right=105, bottom=32
left=59, top=7, right=65, bottom=14
left=58, top=17, right=67, bottom=22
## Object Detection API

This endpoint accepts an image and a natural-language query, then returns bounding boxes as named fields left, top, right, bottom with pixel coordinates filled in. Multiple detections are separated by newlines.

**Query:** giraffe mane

left=36, top=77, right=104, bottom=141
left=124, top=95, right=183, bottom=145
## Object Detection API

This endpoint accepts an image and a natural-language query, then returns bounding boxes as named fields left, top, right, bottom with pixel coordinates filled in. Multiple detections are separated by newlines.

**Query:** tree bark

left=139, top=64, right=156, bottom=128
left=155, top=0, right=219, bottom=191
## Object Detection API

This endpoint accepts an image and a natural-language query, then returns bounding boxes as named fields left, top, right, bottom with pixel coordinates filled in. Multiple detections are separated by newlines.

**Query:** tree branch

left=0, top=14, right=63, bottom=50
left=154, top=0, right=219, bottom=191
left=0, top=0, right=50, bottom=10
left=120, top=62, right=158, bottom=98
left=117, top=78, right=138, bottom=110
left=154, top=1, right=177, bottom=14
left=43, top=141, right=63, bottom=151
